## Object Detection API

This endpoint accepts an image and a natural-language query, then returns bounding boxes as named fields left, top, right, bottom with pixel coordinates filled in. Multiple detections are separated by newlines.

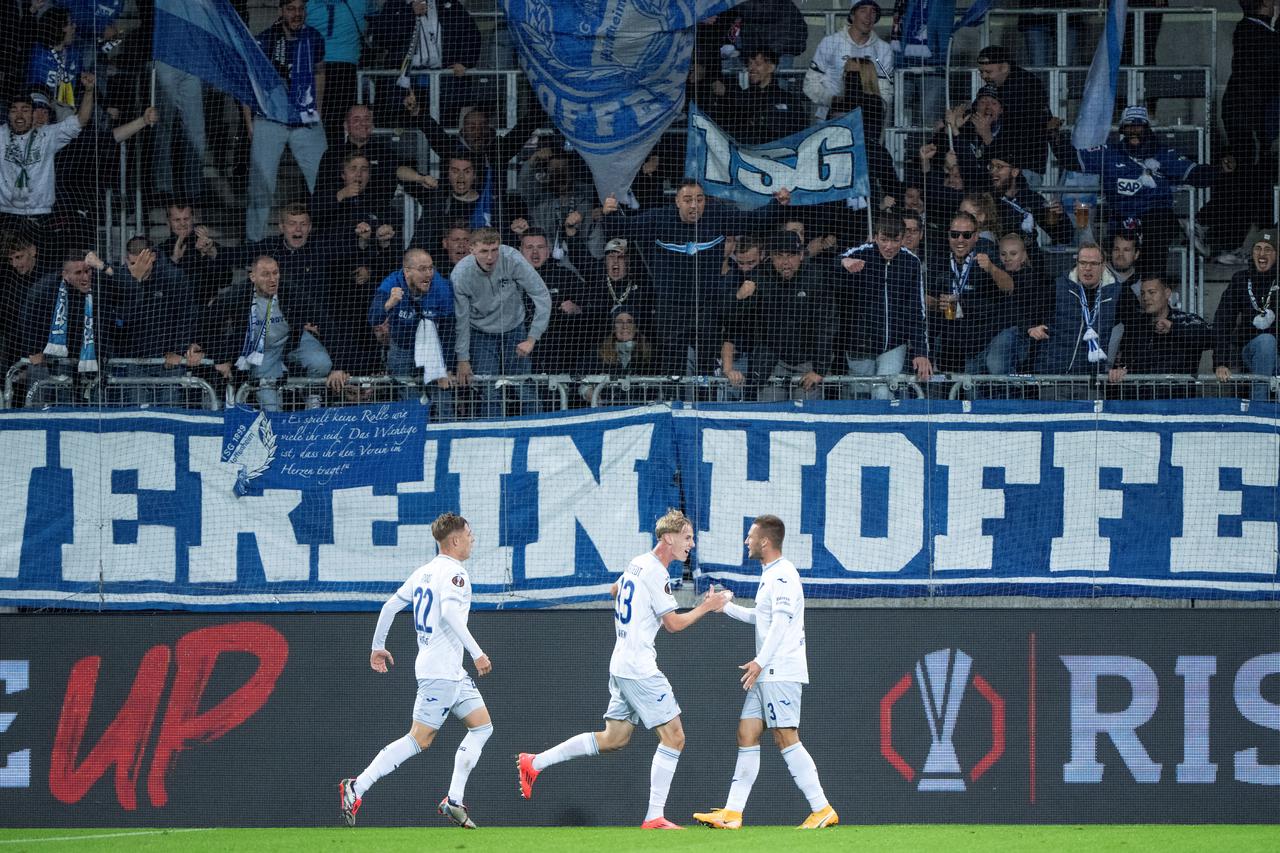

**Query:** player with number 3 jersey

left=694, top=514, right=838, bottom=830
left=517, top=509, right=729, bottom=829
left=339, top=513, right=494, bottom=830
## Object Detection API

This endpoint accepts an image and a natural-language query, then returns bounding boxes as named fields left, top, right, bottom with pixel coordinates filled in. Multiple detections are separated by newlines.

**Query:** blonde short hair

left=655, top=508, right=692, bottom=538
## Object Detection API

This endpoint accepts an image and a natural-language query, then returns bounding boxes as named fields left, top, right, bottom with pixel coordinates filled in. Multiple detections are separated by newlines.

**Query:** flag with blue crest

left=503, top=0, right=742, bottom=203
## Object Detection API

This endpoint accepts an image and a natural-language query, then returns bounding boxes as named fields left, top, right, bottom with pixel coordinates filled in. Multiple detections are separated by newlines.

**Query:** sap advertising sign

left=0, top=611, right=1274, bottom=826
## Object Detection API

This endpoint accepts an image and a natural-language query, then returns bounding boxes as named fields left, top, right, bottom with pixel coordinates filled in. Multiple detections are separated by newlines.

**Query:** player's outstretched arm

left=723, top=599, right=756, bottom=624
left=661, top=589, right=729, bottom=633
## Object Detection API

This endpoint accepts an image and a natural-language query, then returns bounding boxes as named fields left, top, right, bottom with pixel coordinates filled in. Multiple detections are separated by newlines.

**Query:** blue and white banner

left=673, top=402, right=1279, bottom=600
left=686, top=104, right=870, bottom=208
left=222, top=403, right=428, bottom=495
left=153, top=0, right=296, bottom=125
left=0, top=401, right=1276, bottom=610
left=503, top=0, right=742, bottom=203
left=0, top=406, right=678, bottom=611
left=1073, top=0, right=1127, bottom=150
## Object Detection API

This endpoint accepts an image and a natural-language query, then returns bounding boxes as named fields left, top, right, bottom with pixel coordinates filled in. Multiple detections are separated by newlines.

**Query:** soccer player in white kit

left=693, top=514, right=838, bottom=830
left=339, top=513, right=494, bottom=829
left=516, top=509, right=729, bottom=829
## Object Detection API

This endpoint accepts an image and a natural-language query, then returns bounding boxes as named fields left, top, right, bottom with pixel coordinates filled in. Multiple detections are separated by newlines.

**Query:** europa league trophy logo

left=914, top=648, right=973, bottom=791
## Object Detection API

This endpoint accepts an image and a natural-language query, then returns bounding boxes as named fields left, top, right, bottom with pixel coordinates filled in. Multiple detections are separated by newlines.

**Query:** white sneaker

left=1214, top=250, right=1247, bottom=266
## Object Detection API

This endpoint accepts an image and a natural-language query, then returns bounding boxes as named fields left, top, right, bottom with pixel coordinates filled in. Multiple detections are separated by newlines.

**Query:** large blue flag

left=503, top=1, right=742, bottom=202
left=153, top=0, right=295, bottom=125
left=1073, top=0, right=1128, bottom=149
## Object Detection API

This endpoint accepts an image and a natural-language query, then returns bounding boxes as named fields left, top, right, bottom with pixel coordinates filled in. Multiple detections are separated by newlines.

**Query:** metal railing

left=232, top=374, right=571, bottom=421
left=949, top=373, right=1278, bottom=403
left=5, top=358, right=221, bottom=410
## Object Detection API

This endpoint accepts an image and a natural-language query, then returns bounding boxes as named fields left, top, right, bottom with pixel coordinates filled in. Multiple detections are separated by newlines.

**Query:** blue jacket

left=27, top=45, right=79, bottom=99
left=1040, top=269, right=1121, bottom=375
left=837, top=243, right=929, bottom=360
left=1076, top=141, right=1216, bottom=224
left=369, top=269, right=455, bottom=365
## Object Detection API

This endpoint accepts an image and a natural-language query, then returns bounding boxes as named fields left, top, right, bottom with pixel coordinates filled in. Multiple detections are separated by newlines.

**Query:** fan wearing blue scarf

left=210, top=254, right=334, bottom=411
left=23, top=250, right=98, bottom=373
left=1040, top=242, right=1121, bottom=375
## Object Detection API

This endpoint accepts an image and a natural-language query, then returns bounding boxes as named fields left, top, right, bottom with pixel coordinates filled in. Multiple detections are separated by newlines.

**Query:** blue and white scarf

left=1075, top=284, right=1107, bottom=363
left=44, top=280, right=97, bottom=373
left=236, top=295, right=277, bottom=371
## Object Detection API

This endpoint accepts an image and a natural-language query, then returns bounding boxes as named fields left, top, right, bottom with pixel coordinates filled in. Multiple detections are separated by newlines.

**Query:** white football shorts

left=412, top=676, right=485, bottom=729
left=740, top=680, right=803, bottom=728
left=604, top=673, right=681, bottom=729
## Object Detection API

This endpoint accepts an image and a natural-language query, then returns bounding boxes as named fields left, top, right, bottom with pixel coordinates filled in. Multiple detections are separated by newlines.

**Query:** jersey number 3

left=614, top=578, right=636, bottom=624
left=413, top=587, right=435, bottom=634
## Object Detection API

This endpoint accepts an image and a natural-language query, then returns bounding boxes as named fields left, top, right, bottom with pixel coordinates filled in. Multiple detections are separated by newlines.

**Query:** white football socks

left=781, top=742, right=828, bottom=812
left=645, top=745, right=682, bottom=821
left=354, top=733, right=421, bottom=798
left=725, top=745, right=761, bottom=812
left=532, top=731, right=599, bottom=772
left=446, top=723, right=493, bottom=803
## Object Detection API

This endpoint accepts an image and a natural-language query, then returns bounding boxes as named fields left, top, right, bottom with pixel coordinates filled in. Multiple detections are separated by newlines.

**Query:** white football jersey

left=391, top=554, right=473, bottom=680
left=608, top=551, right=679, bottom=679
left=752, top=558, right=809, bottom=684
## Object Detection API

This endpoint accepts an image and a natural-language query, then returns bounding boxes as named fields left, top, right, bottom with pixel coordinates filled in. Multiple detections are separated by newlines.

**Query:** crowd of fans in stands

left=0, top=0, right=1275, bottom=414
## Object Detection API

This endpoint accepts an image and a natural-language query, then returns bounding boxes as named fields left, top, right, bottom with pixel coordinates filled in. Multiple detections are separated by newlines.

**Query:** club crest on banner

left=503, top=1, right=741, bottom=201
left=222, top=411, right=276, bottom=497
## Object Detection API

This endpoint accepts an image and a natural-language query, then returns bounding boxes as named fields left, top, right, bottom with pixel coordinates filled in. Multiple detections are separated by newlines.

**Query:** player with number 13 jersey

left=517, top=509, right=728, bottom=828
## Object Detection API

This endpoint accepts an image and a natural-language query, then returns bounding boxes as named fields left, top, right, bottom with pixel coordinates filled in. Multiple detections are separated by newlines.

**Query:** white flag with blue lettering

left=503, top=0, right=743, bottom=202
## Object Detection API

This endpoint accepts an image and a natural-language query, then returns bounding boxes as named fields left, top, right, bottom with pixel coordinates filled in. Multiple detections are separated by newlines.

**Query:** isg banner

left=0, top=400, right=1276, bottom=610
left=0, top=611, right=1275, bottom=826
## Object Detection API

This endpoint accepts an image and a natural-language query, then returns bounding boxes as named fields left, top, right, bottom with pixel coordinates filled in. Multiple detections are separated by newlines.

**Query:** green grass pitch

left=0, top=826, right=1275, bottom=852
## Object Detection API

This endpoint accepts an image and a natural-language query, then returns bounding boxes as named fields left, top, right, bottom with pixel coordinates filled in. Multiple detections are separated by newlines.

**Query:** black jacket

left=722, top=261, right=837, bottom=373
left=21, top=272, right=137, bottom=364
left=1115, top=308, right=1213, bottom=374
left=992, top=65, right=1050, bottom=173
left=711, top=79, right=811, bottom=145
left=1212, top=265, right=1278, bottom=370
left=368, top=1, right=481, bottom=70
left=836, top=243, right=929, bottom=360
